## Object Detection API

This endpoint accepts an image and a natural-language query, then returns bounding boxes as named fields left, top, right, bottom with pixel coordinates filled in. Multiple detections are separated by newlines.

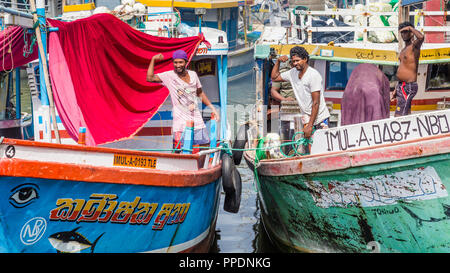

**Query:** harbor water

left=212, top=73, right=278, bottom=253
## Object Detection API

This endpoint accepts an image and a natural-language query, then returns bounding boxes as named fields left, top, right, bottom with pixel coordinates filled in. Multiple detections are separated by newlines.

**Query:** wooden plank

left=270, top=44, right=399, bottom=63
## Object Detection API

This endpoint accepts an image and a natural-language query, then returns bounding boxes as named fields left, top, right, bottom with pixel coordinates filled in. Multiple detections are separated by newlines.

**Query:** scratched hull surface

left=245, top=133, right=450, bottom=253
left=0, top=176, right=220, bottom=253
left=254, top=154, right=450, bottom=253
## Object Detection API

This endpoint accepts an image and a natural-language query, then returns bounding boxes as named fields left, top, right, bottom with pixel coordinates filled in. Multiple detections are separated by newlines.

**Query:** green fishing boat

left=239, top=0, right=450, bottom=252
left=245, top=127, right=450, bottom=253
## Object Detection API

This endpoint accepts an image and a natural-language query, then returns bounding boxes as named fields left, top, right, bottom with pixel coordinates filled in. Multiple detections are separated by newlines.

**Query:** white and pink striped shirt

left=157, top=70, right=206, bottom=133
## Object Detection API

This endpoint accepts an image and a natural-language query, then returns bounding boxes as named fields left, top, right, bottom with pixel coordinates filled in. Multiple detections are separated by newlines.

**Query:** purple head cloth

left=172, top=49, right=188, bottom=61
left=341, top=63, right=391, bottom=126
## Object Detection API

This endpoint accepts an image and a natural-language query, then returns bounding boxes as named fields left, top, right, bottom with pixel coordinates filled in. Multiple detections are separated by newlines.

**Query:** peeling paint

left=305, top=167, right=447, bottom=208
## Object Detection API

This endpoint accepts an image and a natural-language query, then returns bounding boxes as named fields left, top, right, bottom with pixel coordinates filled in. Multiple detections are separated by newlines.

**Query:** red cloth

left=47, top=14, right=207, bottom=146
left=0, top=26, right=38, bottom=72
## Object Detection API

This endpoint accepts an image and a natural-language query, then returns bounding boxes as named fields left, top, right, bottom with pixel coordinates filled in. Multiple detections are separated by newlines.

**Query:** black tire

left=223, top=166, right=242, bottom=213
left=221, top=153, right=235, bottom=194
left=232, top=122, right=249, bottom=166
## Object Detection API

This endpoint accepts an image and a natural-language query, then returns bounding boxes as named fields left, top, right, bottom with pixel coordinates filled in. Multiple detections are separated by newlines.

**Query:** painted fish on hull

left=48, top=227, right=104, bottom=253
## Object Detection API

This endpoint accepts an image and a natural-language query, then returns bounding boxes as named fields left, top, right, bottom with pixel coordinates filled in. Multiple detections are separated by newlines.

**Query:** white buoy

left=121, top=0, right=135, bottom=6
left=133, top=3, right=146, bottom=14
left=264, top=133, right=284, bottom=159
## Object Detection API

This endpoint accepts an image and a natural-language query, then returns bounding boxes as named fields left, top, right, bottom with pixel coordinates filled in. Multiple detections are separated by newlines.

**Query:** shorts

left=395, top=82, right=418, bottom=116
left=173, top=127, right=210, bottom=150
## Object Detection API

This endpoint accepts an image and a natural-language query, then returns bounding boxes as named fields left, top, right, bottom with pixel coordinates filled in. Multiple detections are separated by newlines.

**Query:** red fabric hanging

left=0, top=26, right=38, bottom=72
left=47, top=13, right=207, bottom=146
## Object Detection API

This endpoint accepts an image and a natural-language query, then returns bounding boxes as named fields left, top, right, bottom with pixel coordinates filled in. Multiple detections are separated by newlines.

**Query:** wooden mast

left=30, top=0, right=61, bottom=144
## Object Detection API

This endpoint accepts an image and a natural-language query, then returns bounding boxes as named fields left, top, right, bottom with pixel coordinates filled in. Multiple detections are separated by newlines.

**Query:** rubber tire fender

left=221, top=153, right=235, bottom=194
left=232, top=122, right=249, bottom=165
left=221, top=153, right=242, bottom=213
left=223, top=166, right=242, bottom=213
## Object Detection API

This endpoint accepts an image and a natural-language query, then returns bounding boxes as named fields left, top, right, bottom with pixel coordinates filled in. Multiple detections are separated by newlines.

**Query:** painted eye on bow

left=9, top=184, right=39, bottom=208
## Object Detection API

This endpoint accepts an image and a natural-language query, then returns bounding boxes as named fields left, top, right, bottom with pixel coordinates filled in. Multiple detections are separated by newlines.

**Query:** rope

left=173, top=8, right=181, bottom=27
left=172, top=128, right=186, bottom=153
left=2, top=26, right=14, bottom=73
left=23, top=27, right=37, bottom=58
left=251, top=129, right=315, bottom=193
left=133, top=131, right=313, bottom=155
left=134, top=130, right=314, bottom=194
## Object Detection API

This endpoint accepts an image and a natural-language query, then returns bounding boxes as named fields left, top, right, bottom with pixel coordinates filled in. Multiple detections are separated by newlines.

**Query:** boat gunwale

left=0, top=138, right=223, bottom=187
left=0, top=157, right=222, bottom=187
left=0, top=137, right=201, bottom=160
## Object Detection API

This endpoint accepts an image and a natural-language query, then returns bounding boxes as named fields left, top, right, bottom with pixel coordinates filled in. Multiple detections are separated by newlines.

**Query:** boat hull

left=0, top=138, right=222, bottom=253
left=245, top=134, right=450, bottom=253
left=227, top=46, right=255, bottom=81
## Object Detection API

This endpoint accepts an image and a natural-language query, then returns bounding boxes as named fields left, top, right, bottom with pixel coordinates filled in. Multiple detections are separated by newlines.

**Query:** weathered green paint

left=255, top=153, right=450, bottom=253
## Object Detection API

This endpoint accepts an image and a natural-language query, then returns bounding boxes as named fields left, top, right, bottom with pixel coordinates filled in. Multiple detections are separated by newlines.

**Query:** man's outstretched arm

left=147, top=53, right=164, bottom=82
left=271, top=55, right=289, bottom=82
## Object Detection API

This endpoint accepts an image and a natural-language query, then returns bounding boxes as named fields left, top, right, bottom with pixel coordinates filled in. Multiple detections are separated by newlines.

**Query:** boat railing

left=0, top=1, right=56, bottom=17
left=293, top=8, right=450, bottom=44
left=0, top=1, right=30, bottom=13
left=0, top=4, right=35, bottom=27
left=133, top=11, right=181, bottom=37
left=197, top=148, right=221, bottom=168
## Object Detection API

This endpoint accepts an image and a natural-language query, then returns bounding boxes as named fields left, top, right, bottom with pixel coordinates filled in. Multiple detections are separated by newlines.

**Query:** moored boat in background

left=61, top=0, right=259, bottom=82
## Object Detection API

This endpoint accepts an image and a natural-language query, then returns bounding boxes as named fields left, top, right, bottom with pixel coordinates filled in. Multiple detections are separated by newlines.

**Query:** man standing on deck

left=146, top=49, right=219, bottom=150
left=391, top=21, right=424, bottom=116
left=271, top=46, right=330, bottom=139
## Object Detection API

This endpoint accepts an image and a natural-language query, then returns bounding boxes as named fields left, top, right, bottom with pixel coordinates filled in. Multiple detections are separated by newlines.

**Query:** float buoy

left=232, top=122, right=249, bottom=165
left=221, top=153, right=242, bottom=213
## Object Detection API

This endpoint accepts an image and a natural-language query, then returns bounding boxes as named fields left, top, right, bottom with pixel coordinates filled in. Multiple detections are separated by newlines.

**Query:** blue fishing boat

left=0, top=137, right=222, bottom=253
left=141, top=0, right=257, bottom=81
left=0, top=1, right=241, bottom=253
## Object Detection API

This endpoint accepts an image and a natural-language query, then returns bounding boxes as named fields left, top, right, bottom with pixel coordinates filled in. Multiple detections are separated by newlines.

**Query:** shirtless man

left=391, top=21, right=424, bottom=116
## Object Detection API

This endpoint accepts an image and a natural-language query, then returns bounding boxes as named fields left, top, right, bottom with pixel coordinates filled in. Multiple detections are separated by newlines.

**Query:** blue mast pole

left=34, top=0, right=50, bottom=142
left=220, top=55, right=228, bottom=141
left=31, top=0, right=60, bottom=143
left=15, top=68, right=20, bottom=119
left=217, top=55, right=223, bottom=139
left=37, top=0, right=48, bottom=107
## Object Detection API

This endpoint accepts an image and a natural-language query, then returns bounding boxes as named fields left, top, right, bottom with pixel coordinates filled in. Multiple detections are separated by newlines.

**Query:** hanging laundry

left=341, top=63, right=391, bottom=126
